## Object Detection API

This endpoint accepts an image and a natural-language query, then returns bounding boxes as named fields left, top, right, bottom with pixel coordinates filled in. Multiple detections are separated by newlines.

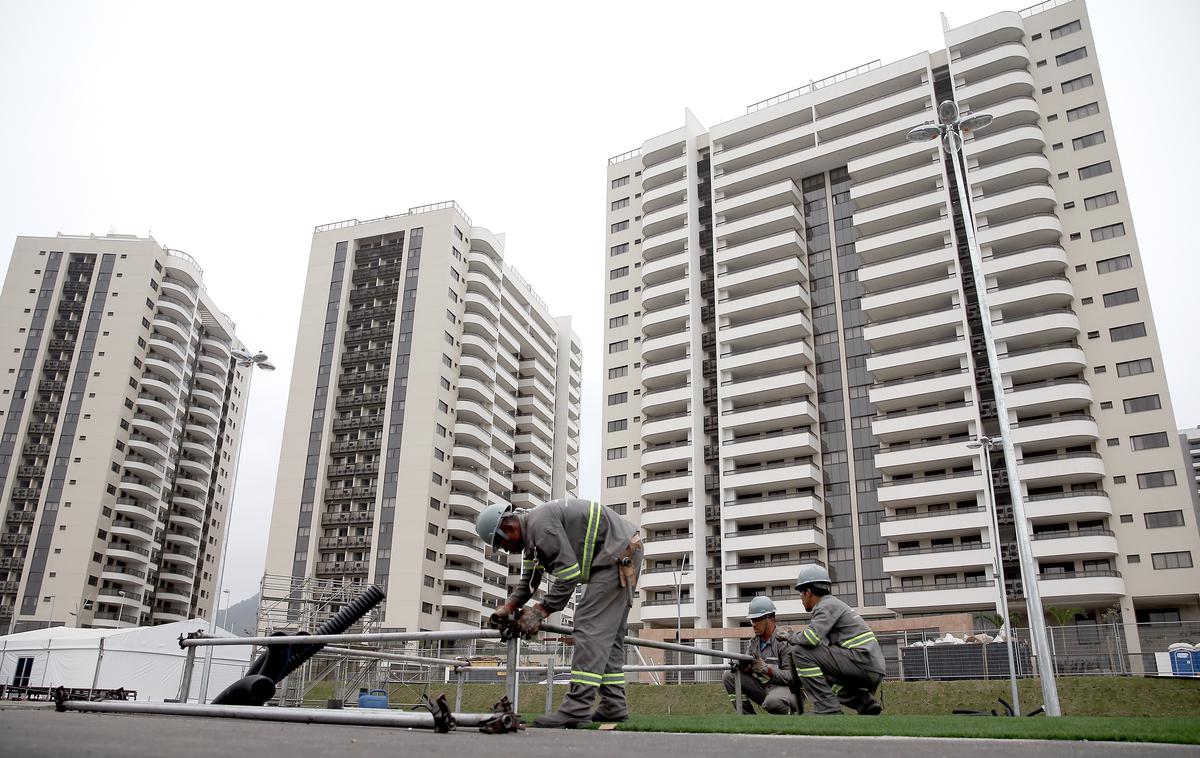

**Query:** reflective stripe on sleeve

left=580, top=501, right=602, bottom=581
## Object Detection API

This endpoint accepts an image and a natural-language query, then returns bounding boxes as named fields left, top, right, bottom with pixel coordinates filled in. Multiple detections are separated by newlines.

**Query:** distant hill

left=218, top=592, right=260, bottom=636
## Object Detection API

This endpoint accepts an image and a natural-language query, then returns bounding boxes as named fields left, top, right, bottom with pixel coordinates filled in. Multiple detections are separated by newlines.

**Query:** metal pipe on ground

left=56, top=700, right=515, bottom=731
left=182, top=629, right=502, bottom=648
left=320, top=646, right=465, bottom=668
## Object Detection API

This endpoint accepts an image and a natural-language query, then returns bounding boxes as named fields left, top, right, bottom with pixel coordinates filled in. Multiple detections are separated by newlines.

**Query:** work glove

left=488, top=601, right=518, bottom=629
left=775, top=628, right=796, bottom=645
left=517, top=603, right=548, bottom=639
left=749, top=658, right=771, bottom=679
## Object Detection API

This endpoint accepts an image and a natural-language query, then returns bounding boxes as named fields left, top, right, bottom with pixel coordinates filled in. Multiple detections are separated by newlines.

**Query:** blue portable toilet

left=1169, top=648, right=1195, bottom=676
left=358, top=688, right=389, bottom=708
left=1192, top=647, right=1200, bottom=677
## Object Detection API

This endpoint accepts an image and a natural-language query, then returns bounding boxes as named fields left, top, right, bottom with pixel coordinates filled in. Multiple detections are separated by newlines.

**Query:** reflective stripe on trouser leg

left=721, top=670, right=766, bottom=713
left=790, top=647, right=840, bottom=714
left=595, top=544, right=639, bottom=720
left=792, top=643, right=883, bottom=714
left=555, top=563, right=627, bottom=718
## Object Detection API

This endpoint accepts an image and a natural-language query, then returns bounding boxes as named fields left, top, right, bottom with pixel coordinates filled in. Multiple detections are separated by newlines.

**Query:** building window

left=608, top=365, right=628, bottom=379
left=1067, top=102, right=1101, bottom=122
left=1145, top=510, right=1185, bottom=528
left=1109, top=323, right=1146, bottom=342
left=1136, top=470, right=1177, bottom=489
left=611, top=220, right=630, bottom=233
left=607, top=419, right=628, bottom=433
left=1102, top=288, right=1139, bottom=307
left=607, top=446, right=628, bottom=460
left=1127, top=554, right=1140, bottom=564
left=608, top=340, right=628, bottom=354
left=1073, top=131, right=1106, bottom=150
left=1123, top=394, right=1161, bottom=413
left=610, top=243, right=630, bottom=256
left=607, top=392, right=628, bottom=407
left=612, top=175, right=630, bottom=189
left=609, top=315, right=628, bottom=329
left=1050, top=19, right=1082, bottom=38
left=1151, top=551, right=1193, bottom=570
left=1084, top=191, right=1119, bottom=211
left=606, top=474, right=627, bottom=488
left=1116, top=357, right=1153, bottom=377
left=1090, top=223, right=1125, bottom=242
left=1097, top=254, right=1132, bottom=273
left=1078, top=159, right=1111, bottom=179
left=610, top=266, right=629, bottom=280
left=1130, top=431, right=1170, bottom=450
left=1056, top=47, right=1088, bottom=66
left=1061, top=73, right=1094, bottom=93
left=611, top=198, right=630, bottom=211
left=610, top=290, right=629, bottom=304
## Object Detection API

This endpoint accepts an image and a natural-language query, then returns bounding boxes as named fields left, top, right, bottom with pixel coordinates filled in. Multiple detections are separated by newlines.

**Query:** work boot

left=592, top=706, right=628, bottom=723
left=533, top=710, right=593, bottom=729
left=858, top=697, right=883, bottom=716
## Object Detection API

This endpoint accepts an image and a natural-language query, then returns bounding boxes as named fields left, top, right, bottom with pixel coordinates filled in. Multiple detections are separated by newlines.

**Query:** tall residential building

left=1180, top=427, right=1200, bottom=527
left=264, top=202, right=581, bottom=632
left=0, top=233, right=250, bottom=632
left=603, top=0, right=1200, bottom=646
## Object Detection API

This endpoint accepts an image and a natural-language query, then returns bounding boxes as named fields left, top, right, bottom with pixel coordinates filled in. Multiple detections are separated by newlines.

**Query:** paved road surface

left=2, top=708, right=1196, bottom=758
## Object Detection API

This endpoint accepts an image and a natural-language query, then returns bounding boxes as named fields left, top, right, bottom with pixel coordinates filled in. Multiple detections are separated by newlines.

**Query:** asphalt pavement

left=2, top=708, right=1197, bottom=758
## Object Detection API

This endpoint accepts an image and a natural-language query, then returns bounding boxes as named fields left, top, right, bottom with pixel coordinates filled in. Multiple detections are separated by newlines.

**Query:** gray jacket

left=508, top=498, right=637, bottom=613
left=744, top=633, right=793, bottom=687
left=792, top=595, right=886, bottom=675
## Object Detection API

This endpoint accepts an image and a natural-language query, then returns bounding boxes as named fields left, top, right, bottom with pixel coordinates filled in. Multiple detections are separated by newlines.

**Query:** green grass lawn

left=603, top=714, right=1200, bottom=744
left=305, top=676, right=1200, bottom=742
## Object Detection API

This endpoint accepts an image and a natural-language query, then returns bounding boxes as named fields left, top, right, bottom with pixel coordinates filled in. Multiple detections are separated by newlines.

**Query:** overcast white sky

left=2, top=0, right=1197, bottom=605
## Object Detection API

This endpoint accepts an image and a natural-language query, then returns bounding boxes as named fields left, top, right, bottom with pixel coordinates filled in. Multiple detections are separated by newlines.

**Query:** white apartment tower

left=264, top=202, right=581, bottom=632
left=0, top=234, right=250, bottom=631
left=603, top=0, right=1200, bottom=645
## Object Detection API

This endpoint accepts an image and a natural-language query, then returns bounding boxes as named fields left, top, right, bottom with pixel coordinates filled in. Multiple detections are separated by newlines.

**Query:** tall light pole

left=46, top=595, right=56, bottom=629
left=969, top=434, right=1019, bottom=714
left=197, top=348, right=273, bottom=703
left=672, top=553, right=691, bottom=684
left=908, top=101, right=1061, bottom=716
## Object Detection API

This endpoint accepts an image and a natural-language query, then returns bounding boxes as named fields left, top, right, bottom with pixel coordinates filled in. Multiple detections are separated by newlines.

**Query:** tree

left=1046, top=606, right=1084, bottom=627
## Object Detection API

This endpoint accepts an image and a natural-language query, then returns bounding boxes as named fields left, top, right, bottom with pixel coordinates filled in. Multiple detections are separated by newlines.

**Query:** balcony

left=723, top=559, right=813, bottom=588
left=987, top=275, right=1073, bottom=311
left=725, top=593, right=809, bottom=620
left=716, top=205, right=804, bottom=248
left=723, top=493, right=823, bottom=522
left=722, top=460, right=820, bottom=492
left=639, top=600, right=698, bottom=624
left=880, top=505, right=990, bottom=539
left=998, top=343, right=1086, bottom=383
left=642, top=301, right=691, bottom=337
left=886, top=580, right=997, bottom=612
left=954, top=68, right=1034, bottom=108
left=1010, top=414, right=1099, bottom=448
left=715, top=229, right=805, bottom=271
left=854, top=188, right=946, bottom=238
left=720, top=310, right=812, bottom=351
left=861, top=274, right=959, bottom=324
left=721, top=367, right=814, bottom=404
left=641, top=271, right=690, bottom=311
left=992, top=308, right=1080, bottom=348
left=1018, top=452, right=1105, bottom=486
left=640, top=383, right=691, bottom=417
left=640, top=470, right=692, bottom=499
left=641, top=225, right=688, bottom=262
left=715, top=179, right=801, bottom=222
left=722, top=429, right=818, bottom=464
left=720, top=338, right=814, bottom=375
left=850, top=157, right=942, bottom=208
left=855, top=217, right=950, bottom=264
left=723, top=525, right=824, bottom=553
left=1023, top=489, right=1111, bottom=523
left=641, top=328, right=690, bottom=363
left=866, top=336, right=967, bottom=382
left=642, top=199, right=687, bottom=238
left=872, top=402, right=976, bottom=443
left=722, top=397, right=815, bottom=435
left=882, top=541, right=994, bottom=575
left=968, top=152, right=1051, bottom=191
left=642, top=531, right=694, bottom=558
left=1037, top=570, right=1125, bottom=602
left=1031, top=530, right=1119, bottom=561
left=114, top=497, right=159, bottom=522
left=642, top=440, right=694, bottom=471
left=864, top=305, right=963, bottom=352
left=983, top=245, right=1067, bottom=279
left=642, top=356, right=691, bottom=388
left=640, top=500, right=694, bottom=529
left=641, top=411, right=691, bottom=443
left=874, top=437, right=977, bottom=475
left=858, top=244, right=956, bottom=292
left=717, top=256, right=807, bottom=298
left=877, top=470, right=984, bottom=508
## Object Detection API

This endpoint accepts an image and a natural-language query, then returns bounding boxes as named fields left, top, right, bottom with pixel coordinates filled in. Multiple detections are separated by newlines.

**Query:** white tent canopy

left=0, top=620, right=252, bottom=702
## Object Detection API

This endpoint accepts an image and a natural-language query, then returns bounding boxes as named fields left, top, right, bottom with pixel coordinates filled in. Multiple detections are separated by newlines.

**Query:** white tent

left=0, top=620, right=252, bottom=702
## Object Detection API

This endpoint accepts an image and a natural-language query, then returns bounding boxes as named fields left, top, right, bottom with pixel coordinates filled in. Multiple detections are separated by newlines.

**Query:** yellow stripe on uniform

left=841, top=632, right=877, bottom=649
left=796, top=666, right=824, bottom=678
left=571, top=669, right=602, bottom=687
left=601, top=673, right=625, bottom=683
left=803, top=627, right=822, bottom=645
left=580, top=500, right=602, bottom=581
left=554, top=562, right=581, bottom=581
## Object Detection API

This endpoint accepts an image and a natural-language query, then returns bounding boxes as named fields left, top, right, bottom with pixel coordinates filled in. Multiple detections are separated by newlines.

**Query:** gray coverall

left=786, top=595, right=886, bottom=714
left=508, top=498, right=641, bottom=719
left=722, top=633, right=800, bottom=714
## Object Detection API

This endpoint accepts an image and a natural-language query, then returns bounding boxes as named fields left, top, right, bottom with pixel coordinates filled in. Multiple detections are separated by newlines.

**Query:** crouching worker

left=722, top=596, right=801, bottom=714
left=787, top=564, right=885, bottom=715
left=476, top=498, right=641, bottom=728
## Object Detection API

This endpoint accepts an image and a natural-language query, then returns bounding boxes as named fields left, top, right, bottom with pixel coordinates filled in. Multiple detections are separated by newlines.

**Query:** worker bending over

left=476, top=497, right=641, bottom=728
left=722, top=596, right=800, bottom=714
left=786, top=564, right=885, bottom=715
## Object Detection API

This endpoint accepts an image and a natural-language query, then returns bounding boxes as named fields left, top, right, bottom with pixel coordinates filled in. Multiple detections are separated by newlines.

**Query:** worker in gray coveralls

left=786, top=564, right=886, bottom=715
left=476, top=497, right=642, bottom=728
left=722, top=595, right=801, bottom=714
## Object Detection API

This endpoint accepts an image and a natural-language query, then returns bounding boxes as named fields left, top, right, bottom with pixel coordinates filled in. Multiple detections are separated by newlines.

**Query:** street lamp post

left=908, top=101, right=1061, bottom=716
left=46, top=595, right=56, bottom=629
left=197, top=348, right=274, bottom=704
left=970, top=435, right=1019, bottom=714
left=672, top=554, right=691, bottom=683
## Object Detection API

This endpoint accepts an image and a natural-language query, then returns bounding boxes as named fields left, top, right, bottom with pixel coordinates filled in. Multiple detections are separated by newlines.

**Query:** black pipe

left=213, top=584, right=385, bottom=706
